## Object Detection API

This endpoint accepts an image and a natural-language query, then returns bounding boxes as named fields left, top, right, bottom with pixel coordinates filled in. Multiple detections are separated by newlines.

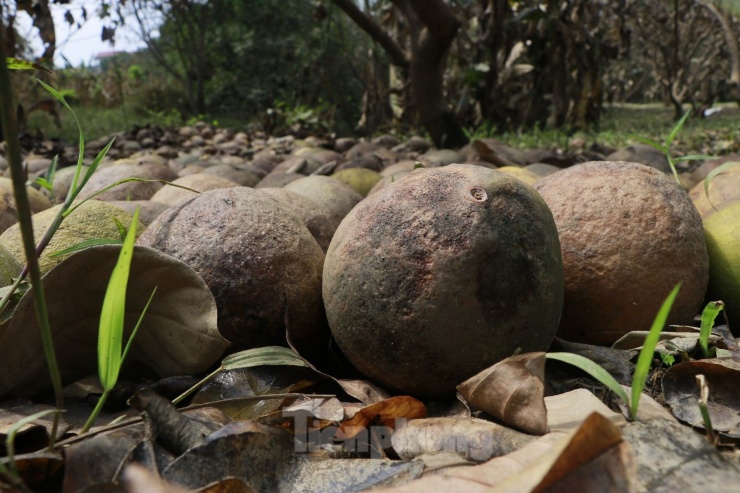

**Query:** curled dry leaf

left=391, top=417, right=535, bottom=462
left=122, top=464, right=191, bottom=493
left=0, top=245, right=229, bottom=399
left=457, top=352, right=548, bottom=435
left=662, top=359, right=740, bottom=433
left=373, top=412, right=628, bottom=493
left=336, top=396, right=426, bottom=440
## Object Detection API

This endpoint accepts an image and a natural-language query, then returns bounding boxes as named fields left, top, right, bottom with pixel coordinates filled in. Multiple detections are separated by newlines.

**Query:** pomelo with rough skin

left=323, top=164, right=564, bottom=397
left=137, top=187, right=328, bottom=355
left=535, top=161, right=709, bottom=345
left=0, top=200, right=133, bottom=275
left=284, top=175, right=363, bottom=226
left=702, top=200, right=740, bottom=335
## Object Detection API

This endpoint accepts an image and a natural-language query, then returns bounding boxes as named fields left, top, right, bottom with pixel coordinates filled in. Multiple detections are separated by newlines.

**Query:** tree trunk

left=402, top=2, right=465, bottom=147
left=332, top=0, right=468, bottom=148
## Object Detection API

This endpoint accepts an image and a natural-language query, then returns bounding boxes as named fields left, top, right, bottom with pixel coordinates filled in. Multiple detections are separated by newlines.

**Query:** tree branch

left=331, top=0, right=409, bottom=68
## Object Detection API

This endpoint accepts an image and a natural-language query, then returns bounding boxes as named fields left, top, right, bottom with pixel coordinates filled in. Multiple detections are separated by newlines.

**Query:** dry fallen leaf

left=457, top=352, right=548, bottom=435
left=0, top=246, right=229, bottom=399
left=336, top=396, right=426, bottom=440
left=662, top=359, right=740, bottom=433
left=373, top=412, right=628, bottom=493
left=391, top=417, right=535, bottom=462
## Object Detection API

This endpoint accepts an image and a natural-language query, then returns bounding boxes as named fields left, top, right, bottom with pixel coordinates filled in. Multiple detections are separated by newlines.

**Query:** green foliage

left=82, top=208, right=157, bottom=432
left=630, top=283, right=682, bottom=420
left=172, top=346, right=309, bottom=405
left=699, top=301, right=724, bottom=358
left=628, top=110, right=710, bottom=183
left=547, top=283, right=681, bottom=421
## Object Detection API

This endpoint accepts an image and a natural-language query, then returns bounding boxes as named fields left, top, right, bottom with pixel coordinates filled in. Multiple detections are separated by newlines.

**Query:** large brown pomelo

left=137, top=187, right=327, bottom=355
left=323, top=164, right=564, bottom=397
left=535, top=161, right=709, bottom=345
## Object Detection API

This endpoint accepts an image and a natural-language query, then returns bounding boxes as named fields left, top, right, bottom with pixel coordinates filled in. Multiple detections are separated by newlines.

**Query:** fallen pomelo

left=323, top=164, right=564, bottom=396
left=535, top=161, right=709, bottom=344
left=703, top=200, right=740, bottom=334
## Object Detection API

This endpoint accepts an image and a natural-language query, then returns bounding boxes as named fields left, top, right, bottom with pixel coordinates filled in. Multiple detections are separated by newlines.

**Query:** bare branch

left=331, top=0, right=409, bottom=68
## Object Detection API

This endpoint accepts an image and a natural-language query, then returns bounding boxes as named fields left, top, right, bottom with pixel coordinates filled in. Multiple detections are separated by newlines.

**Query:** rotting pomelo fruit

left=137, top=187, right=328, bottom=357
left=323, top=164, right=564, bottom=397
left=535, top=161, right=709, bottom=345
left=703, top=200, right=740, bottom=335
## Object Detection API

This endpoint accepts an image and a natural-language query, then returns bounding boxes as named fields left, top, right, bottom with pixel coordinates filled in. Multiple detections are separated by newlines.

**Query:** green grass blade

left=38, top=78, right=86, bottom=195
left=49, top=238, right=123, bottom=257
left=631, top=283, right=682, bottom=421
left=120, top=287, right=157, bottom=367
left=112, top=217, right=127, bottom=242
left=5, top=409, right=59, bottom=472
left=666, top=109, right=691, bottom=147
left=97, top=208, right=139, bottom=391
left=35, top=177, right=52, bottom=193
left=546, top=352, right=630, bottom=405
left=172, top=346, right=310, bottom=406
left=703, top=161, right=740, bottom=211
left=674, top=154, right=716, bottom=162
left=6, top=57, right=52, bottom=73
left=222, top=346, right=310, bottom=370
left=699, top=301, right=724, bottom=358
left=64, top=178, right=199, bottom=217
left=628, top=134, right=667, bottom=153
left=72, top=138, right=116, bottom=198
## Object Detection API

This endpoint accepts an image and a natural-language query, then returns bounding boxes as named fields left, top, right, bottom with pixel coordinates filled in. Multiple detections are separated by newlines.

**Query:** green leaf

left=703, top=161, right=740, bottom=211
left=5, top=409, right=59, bottom=472
left=666, top=109, right=691, bottom=147
left=49, top=238, right=123, bottom=257
left=38, top=78, right=86, bottom=194
left=112, top=217, right=127, bottom=242
left=413, top=162, right=424, bottom=170
left=631, top=283, right=681, bottom=421
left=64, top=177, right=198, bottom=217
left=628, top=134, right=667, bottom=153
left=120, top=287, right=157, bottom=368
left=546, top=352, right=630, bottom=405
left=674, top=154, right=716, bottom=162
left=699, top=301, right=724, bottom=358
left=6, top=57, right=52, bottom=73
left=659, top=353, right=676, bottom=367
left=222, top=346, right=310, bottom=370
left=97, top=208, right=140, bottom=391
left=35, top=177, right=52, bottom=192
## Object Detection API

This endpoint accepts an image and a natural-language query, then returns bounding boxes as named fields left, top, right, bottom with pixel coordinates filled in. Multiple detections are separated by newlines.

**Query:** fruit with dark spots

left=323, top=164, right=564, bottom=397
left=136, top=187, right=328, bottom=355
left=535, top=161, right=709, bottom=345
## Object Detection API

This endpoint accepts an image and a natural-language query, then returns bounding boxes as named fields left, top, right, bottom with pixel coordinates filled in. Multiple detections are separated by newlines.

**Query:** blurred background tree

left=1, top=0, right=738, bottom=143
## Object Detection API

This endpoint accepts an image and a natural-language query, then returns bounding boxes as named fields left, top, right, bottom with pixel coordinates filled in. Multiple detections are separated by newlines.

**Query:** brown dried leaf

left=662, top=359, right=740, bottom=432
left=162, top=425, right=422, bottom=491
left=1, top=451, right=64, bottom=493
left=457, top=352, right=548, bottom=435
left=122, top=464, right=189, bottom=493
left=391, top=417, right=535, bottom=462
left=336, top=379, right=391, bottom=405
left=0, top=246, right=229, bottom=399
left=63, top=430, right=144, bottom=492
left=337, top=396, right=426, bottom=440
left=373, top=413, right=628, bottom=493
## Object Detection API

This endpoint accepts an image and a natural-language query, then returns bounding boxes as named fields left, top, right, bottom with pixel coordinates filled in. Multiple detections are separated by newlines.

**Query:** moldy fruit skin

left=323, top=164, right=564, bottom=397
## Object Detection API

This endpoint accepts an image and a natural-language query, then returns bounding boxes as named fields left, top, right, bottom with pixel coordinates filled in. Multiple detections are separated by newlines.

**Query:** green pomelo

left=703, top=200, right=740, bottom=334
left=0, top=200, right=133, bottom=275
